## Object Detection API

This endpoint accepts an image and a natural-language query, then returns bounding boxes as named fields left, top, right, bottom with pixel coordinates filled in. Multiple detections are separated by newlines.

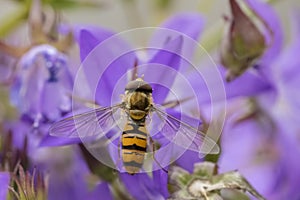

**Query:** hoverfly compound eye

left=125, top=79, right=153, bottom=93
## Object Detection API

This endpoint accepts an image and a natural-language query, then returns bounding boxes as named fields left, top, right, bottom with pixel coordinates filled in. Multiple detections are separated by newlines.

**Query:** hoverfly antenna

left=134, top=74, right=144, bottom=81
left=135, top=77, right=143, bottom=82
left=131, top=59, right=139, bottom=81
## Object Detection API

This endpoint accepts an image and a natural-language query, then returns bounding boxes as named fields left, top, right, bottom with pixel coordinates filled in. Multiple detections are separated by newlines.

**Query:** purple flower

left=218, top=9, right=300, bottom=200
left=11, top=44, right=73, bottom=127
left=45, top=12, right=218, bottom=156
left=74, top=13, right=221, bottom=199
left=2, top=41, right=98, bottom=200
left=42, top=13, right=220, bottom=199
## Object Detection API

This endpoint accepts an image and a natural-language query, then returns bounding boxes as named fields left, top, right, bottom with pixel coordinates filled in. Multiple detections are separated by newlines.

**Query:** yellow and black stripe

left=122, top=120, right=148, bottom=174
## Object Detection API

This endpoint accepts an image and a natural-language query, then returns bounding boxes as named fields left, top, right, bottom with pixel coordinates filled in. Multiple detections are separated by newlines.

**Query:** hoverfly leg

left=118, top=137, right=121, bottom=159
left=149, top=136, right=168, bottom=173
left=161, top=96, right=193, bottom=109
left=147, top=111, right=153, bottom=125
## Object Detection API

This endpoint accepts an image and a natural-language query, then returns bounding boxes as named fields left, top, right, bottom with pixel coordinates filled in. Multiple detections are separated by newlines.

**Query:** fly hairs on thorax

left=123, top=78, right=153, bottom=122
left=126, top=92, right=150, bottom=121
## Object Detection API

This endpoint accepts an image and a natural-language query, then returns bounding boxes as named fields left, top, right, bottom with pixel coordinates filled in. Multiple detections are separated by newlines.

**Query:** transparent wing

left=151, top=105, right=219, bottom=154
left=49, top=104, right=125, bottom=140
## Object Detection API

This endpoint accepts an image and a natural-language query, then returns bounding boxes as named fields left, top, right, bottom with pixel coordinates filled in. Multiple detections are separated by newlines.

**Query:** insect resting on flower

left=49, top=77, right=219, bottom=175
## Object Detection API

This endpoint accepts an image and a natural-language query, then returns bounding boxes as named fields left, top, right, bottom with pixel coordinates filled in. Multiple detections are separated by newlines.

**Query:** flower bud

left=221, top=0, right=269, bottom=81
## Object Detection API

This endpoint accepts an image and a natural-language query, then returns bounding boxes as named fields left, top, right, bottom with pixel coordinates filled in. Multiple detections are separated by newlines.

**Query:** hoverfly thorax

left=124, top=78, right=153, bottom=121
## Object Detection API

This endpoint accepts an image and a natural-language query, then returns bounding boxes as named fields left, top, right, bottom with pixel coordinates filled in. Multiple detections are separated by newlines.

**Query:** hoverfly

left=49, top=77, right=219, bottom=174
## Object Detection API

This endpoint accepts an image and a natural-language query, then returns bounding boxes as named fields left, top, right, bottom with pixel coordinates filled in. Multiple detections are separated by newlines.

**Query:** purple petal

left=74, top=26, right=114, bottom=61
left=0, top=172, right=10, bottom=200
left=41, top=82, right=71, bottom=121
left=5, top=120, right=28, bottom=150
left=218, top=119, right=277, bottom=197
left=39, top=134, right=82, bottom=147
left=221, top=67, right=273, bottom=99
left=94, top=51, right=136, bottom=106
left=142, top=36, right=183, bottom=104
left=149, top=13, right=205, bottom=64
left=11, top=54, right=47, bottom=119
left=159, top=13, right=205, bottom=40
left=88, top=182, right=113, bottom=200
left=270, top=13, right=300, bottom=136
left=173, top=64, right=272, bottom=106
left=217, top=114, right=300, bottom=199
left=245, top=0, right=283, bottom=68
left=219, top=119, right=269, bottom=171
left=275, top=11, right=300, bottom=83
left=77, top=27, right=136, bottom=106
left=48, top=151, right=90, bottom=200
left=272, top=132, right=300, bottom=200
left=48, top=175, right=87, bottom=200
left=120, top=173, right=165, bottom=200
left=153, top=170, right=169, bottom=198
left=175, top=150, right=202, bottom=173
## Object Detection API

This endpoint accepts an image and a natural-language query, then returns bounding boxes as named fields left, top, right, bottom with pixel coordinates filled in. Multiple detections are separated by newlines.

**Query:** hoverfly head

left=125, top=78, right=153, bottom=94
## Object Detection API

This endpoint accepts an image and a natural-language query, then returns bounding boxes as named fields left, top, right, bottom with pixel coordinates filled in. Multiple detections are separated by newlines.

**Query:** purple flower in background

left=218, top=8, right=300, bottom=200
left=0, top=0, right=74, bottom=129
left=11, top=44, right=73, bottom=127
left=3, top=43, right=75, bottom=174
left=1, top=41, right=91, bottom=200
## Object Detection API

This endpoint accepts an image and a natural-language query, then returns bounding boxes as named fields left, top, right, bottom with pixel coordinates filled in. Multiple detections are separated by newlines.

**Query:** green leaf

left=0, top=6, right=29, bottom=37
left=42, top=0, right=105, bottom=10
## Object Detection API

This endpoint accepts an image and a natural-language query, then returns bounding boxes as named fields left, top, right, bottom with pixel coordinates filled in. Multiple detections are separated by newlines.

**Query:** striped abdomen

left=122, top=120, right=148, bottom=174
